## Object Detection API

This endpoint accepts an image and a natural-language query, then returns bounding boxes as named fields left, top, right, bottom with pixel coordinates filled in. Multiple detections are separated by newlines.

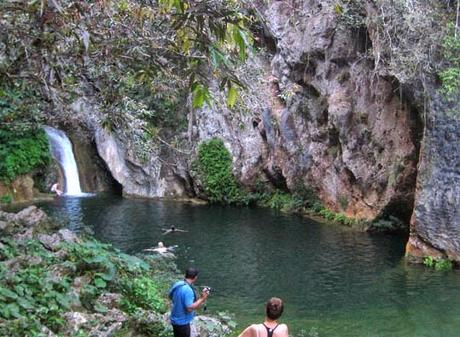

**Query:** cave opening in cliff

left=263, top=165, right=289, bottom=191
left=250, top=12, right=277, bottom=54
left=94, top=143, right=123, bottom=197
left=378, top=79, right=425, bottom=228
left=352, top=26, right=373, bottom=54
left=67, top=131, right=124, bottom=196
left=110, top=178, right=123, bottom=196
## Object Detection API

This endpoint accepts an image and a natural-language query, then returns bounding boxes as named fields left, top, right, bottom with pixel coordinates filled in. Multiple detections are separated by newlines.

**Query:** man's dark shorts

left=172, top=323, right=191, bottom=337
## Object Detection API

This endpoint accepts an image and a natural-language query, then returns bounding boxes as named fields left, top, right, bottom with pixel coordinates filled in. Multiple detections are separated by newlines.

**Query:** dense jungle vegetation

left=0, top=0, right=255, bottom=185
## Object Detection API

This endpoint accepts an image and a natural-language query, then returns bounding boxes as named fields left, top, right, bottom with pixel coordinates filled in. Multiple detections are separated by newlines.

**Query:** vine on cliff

left=440, top=24, right=460, bottom=96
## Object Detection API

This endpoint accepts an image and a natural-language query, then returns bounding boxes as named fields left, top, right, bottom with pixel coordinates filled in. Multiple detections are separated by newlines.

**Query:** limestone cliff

left=1, top=0, right=458, bottom=262
left=51, top=0, right=460, bottom=262
left=190, top=0, right=460, bottom=262
left=406, top=95, right=460, bottom=262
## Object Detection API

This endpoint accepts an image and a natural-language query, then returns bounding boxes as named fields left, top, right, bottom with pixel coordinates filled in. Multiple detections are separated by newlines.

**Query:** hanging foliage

left=0, top=0, right=255, bottom=135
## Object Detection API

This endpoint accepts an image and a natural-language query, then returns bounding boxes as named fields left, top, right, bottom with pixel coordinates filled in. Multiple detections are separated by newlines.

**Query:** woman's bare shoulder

left=276, top=324, right=289, bottom=336
left=237, top=324, right=261, bottom=337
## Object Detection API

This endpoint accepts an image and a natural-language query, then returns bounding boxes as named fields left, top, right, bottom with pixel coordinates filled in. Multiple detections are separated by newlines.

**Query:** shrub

left=319, top=208, right=335, bottom=221
left=0, top=258, right=75, bottom=334
left=196, top=138, right=247, bottom=204
left=319, top=208, right=356, bottom=226
left=369, top=216, right=406, bottom=232
left=440, top=24, right=460, bottom=96
left=119, top=276, right=167, bottom=314
left=423, top=256, right=454, bottom=271
left=265, top=191, right=294, bottom=210
left=0, top=129, right=51, bottom=183
left=292, top=186, right=323, bottom=212
left=0, top=234, right=178, bottom=337
left=0, top=194, right=12, bottom=204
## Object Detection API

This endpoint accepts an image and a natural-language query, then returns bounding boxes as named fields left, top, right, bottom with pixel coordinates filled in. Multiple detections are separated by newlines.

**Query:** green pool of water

left=35, top=194, right=460, bottom=337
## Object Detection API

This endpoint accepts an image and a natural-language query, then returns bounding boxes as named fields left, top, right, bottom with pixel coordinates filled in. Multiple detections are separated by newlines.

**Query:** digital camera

left=203, top=286, right=212, bottom=293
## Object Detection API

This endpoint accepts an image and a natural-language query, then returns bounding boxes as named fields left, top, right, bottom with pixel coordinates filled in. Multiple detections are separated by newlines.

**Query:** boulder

left=15, top=206, right=48, bottom=228
left=194, top=315, right=233, bottom=337
left=38, top=233, right=63, bottom=251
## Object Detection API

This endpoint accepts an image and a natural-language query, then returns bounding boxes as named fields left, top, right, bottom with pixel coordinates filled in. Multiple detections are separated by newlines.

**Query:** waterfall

left=44, top=126, right=83, bottom=195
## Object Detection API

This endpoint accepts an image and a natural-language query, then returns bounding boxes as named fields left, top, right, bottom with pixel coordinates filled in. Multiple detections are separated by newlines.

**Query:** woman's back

left=237, top=298, right=289, bottom=337
left=243, top=323, right=289, bottom=337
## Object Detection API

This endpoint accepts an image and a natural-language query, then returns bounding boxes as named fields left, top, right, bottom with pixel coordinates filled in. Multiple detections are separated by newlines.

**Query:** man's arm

left=186, top=289, right=209, bottom=312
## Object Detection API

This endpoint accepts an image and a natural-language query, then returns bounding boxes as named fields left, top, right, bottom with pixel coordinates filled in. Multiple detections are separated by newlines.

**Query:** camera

left=203, top=286, right=212, bottom=293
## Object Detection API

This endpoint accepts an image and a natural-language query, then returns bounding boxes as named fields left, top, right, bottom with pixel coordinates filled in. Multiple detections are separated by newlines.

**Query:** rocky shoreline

left=0, top=206, right=232, bottom=337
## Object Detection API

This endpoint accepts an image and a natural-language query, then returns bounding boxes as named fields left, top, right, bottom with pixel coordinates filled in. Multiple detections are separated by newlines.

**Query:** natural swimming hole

left=36, top=194, right=460, bottom=337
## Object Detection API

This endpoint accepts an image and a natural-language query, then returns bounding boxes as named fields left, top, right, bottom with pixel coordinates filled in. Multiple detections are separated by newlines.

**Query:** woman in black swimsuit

left=237, top=297, right=289, bottom=337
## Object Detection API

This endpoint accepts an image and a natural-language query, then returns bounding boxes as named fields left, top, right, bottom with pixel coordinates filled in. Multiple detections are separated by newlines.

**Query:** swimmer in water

left=144, top=241, right=176, bottom=256
left=162, top=225, right=188, bottom=235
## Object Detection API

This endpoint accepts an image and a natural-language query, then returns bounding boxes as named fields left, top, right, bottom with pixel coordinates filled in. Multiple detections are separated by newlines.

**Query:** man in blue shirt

left=169, top=267, right=209, bottom=337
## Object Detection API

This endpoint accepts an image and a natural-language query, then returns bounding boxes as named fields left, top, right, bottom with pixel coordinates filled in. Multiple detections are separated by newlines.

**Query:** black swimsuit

left=262, top=323, right=279, bottom=337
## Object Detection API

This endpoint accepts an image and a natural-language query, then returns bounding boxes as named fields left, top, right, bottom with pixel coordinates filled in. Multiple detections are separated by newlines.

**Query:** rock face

left=406, top=97, right=460, bottom=262
left=36, top=0, right=458, bottom=262
left=94, top=127, right=189, bottom=198
left=251, top=0, right=419, bottom=219
left=48, top=97, right=190, bottom=199
left=192, top=0, right=460, bottom=261
left=189, top=0, right=420, bottom=220
left=70, top=131, right=117, bottom=193
left=0, top=175, right=35, bottom=203
left=41, top=1, right=420, bottom=222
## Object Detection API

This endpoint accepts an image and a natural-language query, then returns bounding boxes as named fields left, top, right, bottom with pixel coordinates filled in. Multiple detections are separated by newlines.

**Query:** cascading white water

left=44, top=126, right=82, bottom=195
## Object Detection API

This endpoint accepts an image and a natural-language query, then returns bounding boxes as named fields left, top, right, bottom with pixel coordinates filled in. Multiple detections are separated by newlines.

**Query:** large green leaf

left=94, top=302, right=109, bottom=313
left=94, top=278, right=107, bottom=289
left=83, top=255, right=108, bottom=264
left=0, top=287, right=18, bottom=300
left=227, top=85, right=238, bottom=108
left=98, top=262, right=117, bottom=281
left=232, top=25, right=247, bottom=61
left=192, top=82, right=211, bottom=108
left=17, top=297, right=34, bottom=310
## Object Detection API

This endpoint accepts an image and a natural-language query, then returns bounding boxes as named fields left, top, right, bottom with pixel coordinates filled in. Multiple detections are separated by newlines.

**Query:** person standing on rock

left=168, top=267, right=209, bottom=337
left=237, top=297, right=289, bottom=337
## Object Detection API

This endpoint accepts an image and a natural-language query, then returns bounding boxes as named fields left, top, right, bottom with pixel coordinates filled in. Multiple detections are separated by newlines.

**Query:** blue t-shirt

left=169, top=280, right=196, bottom=325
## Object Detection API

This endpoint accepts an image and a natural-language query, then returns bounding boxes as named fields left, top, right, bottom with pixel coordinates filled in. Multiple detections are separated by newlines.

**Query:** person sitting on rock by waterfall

left=163, top=225, right=187, bottom=235
left=50, top=183, right=63, bottom=196
left=237, top=297, right=289, bottom=337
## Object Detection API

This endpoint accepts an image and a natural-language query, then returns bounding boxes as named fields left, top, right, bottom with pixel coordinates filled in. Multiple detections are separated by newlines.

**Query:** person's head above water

left=157, top=242, right=164, bottom=248
left=266, top=297, right=284, bottom=320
